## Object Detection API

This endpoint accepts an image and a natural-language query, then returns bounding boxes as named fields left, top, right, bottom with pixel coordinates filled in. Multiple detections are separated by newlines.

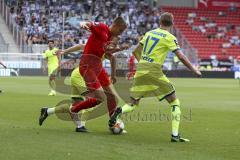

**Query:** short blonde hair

left=160, top=12, right=174, bottom=27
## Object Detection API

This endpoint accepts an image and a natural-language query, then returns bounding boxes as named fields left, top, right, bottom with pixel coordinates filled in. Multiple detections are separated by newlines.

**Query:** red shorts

left=79, top=65, right=110, bottom=90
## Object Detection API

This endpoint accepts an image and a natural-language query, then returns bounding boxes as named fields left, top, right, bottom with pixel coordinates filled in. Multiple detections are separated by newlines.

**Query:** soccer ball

left=109, top=119, right=125, bottom=135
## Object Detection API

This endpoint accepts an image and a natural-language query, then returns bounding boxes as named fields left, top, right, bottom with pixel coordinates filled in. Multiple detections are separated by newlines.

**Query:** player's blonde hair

left=160, top=12, right=174, bottom=27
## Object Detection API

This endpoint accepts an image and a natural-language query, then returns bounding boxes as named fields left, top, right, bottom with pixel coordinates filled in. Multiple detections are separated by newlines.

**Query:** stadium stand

left=162, top=6, right=240, bottom=59
left=2, top=0, right=239, bottom=60
left=6, top=0, right=159, bottom=47
left=0, top=33, right=8, bottom=52
left=0, top=15, right=19, bottom=53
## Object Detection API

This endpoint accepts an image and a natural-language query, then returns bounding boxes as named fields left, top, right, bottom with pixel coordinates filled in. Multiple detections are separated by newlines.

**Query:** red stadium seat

left=162, top=7, right=240, bottom=59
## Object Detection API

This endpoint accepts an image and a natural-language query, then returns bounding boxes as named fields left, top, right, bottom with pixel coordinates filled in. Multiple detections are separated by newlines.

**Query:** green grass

left=0, top=77, right=240, bottom=160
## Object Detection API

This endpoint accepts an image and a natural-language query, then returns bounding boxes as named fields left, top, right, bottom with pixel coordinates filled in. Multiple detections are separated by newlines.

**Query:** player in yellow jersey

left=43, top=40, right=60, bottom=96
left=109, top=12, right=202, bottom=142
left=39, top=39, right=129, bottom=132
left=40, top=43, right=90, bottom=132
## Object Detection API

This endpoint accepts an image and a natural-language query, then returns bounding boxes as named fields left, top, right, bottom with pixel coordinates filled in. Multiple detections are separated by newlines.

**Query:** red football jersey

left=81, top=22, right=112, bottom=66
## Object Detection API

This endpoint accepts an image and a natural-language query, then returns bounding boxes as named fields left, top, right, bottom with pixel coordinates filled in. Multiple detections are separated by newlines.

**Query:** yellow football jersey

left=139, top=28, right=180, bottom=65
left=43, top=47, right=59, bottom=68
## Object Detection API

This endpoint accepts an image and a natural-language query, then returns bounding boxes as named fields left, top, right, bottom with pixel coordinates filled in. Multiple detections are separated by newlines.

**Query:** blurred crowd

left=186, top=10, right=240, bottom=50
left=6, top=0, right=162, bottom=49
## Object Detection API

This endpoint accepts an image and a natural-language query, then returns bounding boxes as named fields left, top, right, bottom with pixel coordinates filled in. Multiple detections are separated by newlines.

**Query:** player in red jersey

left=69, top=17, right=127, bottom=120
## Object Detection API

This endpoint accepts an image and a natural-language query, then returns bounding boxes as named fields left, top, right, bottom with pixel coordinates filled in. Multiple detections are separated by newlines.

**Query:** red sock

left=71, top=98, right=98, bottom=113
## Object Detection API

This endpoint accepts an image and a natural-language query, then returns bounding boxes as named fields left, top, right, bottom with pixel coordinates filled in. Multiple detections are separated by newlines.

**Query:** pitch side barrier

left=10, top=69, right=235, bottom=78
left=116, top=70, right=235, bottom=79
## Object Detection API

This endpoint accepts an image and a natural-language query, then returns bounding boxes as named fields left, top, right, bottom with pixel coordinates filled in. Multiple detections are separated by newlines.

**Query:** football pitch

left=0, top=77, right=239, bottom=160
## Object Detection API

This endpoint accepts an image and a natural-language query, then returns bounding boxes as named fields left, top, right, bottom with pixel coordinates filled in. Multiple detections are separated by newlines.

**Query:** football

left=109, top=119, right=125, bottom=135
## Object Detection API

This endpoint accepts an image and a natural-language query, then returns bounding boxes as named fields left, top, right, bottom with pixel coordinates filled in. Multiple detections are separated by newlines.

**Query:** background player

left=109, top=12, right=202, bottom=142
left=43, top=40, right=60, bottom=96
left=127, top=54, right=136, bottom=80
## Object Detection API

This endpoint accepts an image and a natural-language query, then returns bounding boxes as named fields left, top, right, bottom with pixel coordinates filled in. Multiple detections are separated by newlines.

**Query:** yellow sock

left=121, top=104, right=137, bottom=113
left=170, top=99, right=181, bottom=136
left=49, top=80, right=56, bottom=91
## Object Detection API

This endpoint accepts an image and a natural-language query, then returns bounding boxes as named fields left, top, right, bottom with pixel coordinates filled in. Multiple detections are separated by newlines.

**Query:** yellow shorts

left=130, top=63, right=175, bottom=100
left=48, top=66, right=58, bottom=76
left=71, top=79, right=87, bottom=98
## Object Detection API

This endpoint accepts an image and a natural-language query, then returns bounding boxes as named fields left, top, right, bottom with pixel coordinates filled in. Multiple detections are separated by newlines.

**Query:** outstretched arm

left=42, top=58, right=47, bottom=72
left=175, top=50, right=201, bottom=77
left=57, top=44, right=85, bottom=56
left=105, top=43, right=131, bottom=54
left=132, top=44, right=143, bottom=62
